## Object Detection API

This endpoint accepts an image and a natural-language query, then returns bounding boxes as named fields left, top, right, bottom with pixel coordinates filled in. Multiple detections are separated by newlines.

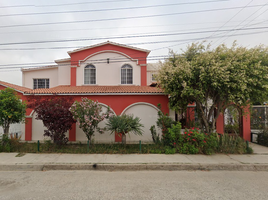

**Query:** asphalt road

left=0, top=171, right=268, bottom=200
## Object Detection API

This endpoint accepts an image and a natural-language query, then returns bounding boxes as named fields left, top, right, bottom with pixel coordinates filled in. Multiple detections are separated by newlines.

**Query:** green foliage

left=257, top=128, right=268, bottom=147
left=178, top=128, right=218, bottom=154
left=150, top=125, right=161, bottom=144
left=217, top=134, right=248, bottom=154
left=70, top=98, right=113, bottom=143
left=106, top=114, right=144, bottom=136
left=28, top=95, right=75, bottom=145
left=165, top=147, right=176, bottom=154
left=156, top=104, right=176, bottom=136
left=0, top=88, right=26, bottom=136
left=163, top=124, right=218, bottom=155
left=158, top=42, right=268, bottom=134
left=164, top=122, right=182, bottom=147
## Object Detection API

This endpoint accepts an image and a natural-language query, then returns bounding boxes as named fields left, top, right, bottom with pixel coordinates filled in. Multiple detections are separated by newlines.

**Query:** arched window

left=121, top=64, right=133, bottom=84
left=84, top=64, right=96, bottom=84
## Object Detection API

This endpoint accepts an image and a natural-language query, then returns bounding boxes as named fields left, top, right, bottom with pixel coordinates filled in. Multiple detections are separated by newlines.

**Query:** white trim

left=68, top=41, right=150, bottom=55
left=29, top=110, right=35, bottom=117
left=98, top=102, right=116, bottom=115
left=55, top=58, right=71, bottom=63
left=78, top=50, right=140, bottom=66
left=21, top=65, right=58, bottom=72
left=121, top=102, right=160, bottom=116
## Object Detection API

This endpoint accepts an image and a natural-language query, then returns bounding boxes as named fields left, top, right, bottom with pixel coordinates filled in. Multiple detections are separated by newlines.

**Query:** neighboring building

left=0, top=41, right=169, bottom=143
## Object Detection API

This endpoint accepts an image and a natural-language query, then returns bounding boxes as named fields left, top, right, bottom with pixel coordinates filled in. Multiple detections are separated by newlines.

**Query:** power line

left=215, top=2, right=268, bottom=45
left=1, top=19, right=267, bottom=35
left=1, top=26, right=268, bottom=46
left=206, top=0, right=254, bottom=44
left=0, top=4, right=267, bottom=29
left=0, top=0, right=132, bottom=9
left=0, top=28, right=267, bottom=68
left=0, top=1, right=229, bottom=17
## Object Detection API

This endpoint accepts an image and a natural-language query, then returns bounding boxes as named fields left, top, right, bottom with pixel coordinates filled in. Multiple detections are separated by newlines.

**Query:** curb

left=1, top=164, right=268, bottom=171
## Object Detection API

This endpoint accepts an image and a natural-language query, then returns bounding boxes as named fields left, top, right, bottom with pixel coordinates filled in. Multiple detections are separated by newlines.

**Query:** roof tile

left=26, top=85, right=164, bottom=95
left=0, top=81, right=32, bottom=93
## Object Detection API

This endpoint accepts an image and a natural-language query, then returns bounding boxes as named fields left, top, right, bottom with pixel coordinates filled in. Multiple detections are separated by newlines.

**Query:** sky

left=0, top=0, right=268, bottom=86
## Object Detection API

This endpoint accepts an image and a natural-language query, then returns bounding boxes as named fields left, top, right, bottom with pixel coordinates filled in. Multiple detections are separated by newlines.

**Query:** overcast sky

left=0, top=0, right=267, bottom=86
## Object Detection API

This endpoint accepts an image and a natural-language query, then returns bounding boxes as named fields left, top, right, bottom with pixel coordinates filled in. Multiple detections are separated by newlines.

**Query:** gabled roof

left=0, top=80, right=32, bottom=93
left=67, top=41, right=151, bottom=55
left=25, top=85, right=163, bottom=95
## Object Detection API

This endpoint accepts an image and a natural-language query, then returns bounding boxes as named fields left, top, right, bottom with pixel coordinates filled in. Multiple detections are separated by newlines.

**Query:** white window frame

left=84, top=64, right=96, bottom=85
left=121, top=64, right=133, bottom=84
left=33, top=78, right=49, bottom=89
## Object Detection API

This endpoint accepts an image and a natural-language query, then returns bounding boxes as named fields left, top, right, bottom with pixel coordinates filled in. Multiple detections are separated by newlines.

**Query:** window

left=84, top=64, right=96, bottom=84
left=121, top=64, right=133, bottom=84
left=152, top=73, right=157, bottom=81
left=33, top=79, right=49, bottom=89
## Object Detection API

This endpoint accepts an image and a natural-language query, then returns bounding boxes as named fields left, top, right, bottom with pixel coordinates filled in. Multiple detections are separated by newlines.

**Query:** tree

left=157, top=42, right=268, bottom=134
left=0, top=88, right=26, bottom=136
left=105, top=114, right=144, bottom=144
left=69, top=98, right=113, bottom=144
left=28, top=96, right=75, bottom=145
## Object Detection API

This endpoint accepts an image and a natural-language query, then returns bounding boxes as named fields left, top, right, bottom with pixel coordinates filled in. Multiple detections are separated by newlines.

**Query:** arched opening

left=224, top=105, right=242, bottom=136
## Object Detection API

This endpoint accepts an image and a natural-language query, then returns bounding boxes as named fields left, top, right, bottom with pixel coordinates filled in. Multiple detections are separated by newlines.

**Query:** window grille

left=84, top=65, right=96, bottom=84
left=33, top=79, right=49, bottom=89
left=121, top=64, right=133, bottom=84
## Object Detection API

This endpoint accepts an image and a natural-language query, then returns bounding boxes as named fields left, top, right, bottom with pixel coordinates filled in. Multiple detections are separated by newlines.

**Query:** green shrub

left=164, top=122, right=182, bottom=147
left=257, top=128, right=268, bottom=147
left=217, top=133, right=247, bottom=154
left=150, top=125, right=161, bottom=144
left=165, top=147, right=176, bottom=154
left=178, top=128, right=218, bottom=155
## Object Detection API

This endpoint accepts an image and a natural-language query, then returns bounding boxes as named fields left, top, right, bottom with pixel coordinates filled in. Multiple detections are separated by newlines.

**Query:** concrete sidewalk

left=1, top=143, right=268, bottom=171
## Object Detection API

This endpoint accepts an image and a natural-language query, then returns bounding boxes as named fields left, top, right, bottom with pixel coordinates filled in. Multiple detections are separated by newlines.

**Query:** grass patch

left=2, top=142, right=166, bottom=154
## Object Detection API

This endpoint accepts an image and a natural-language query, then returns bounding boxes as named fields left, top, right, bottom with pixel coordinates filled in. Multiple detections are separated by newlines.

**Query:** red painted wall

left=25, top=117, right=32, bottom=141
left=242, top=105, right=251, bottom=141
left=70, top=67, right=77, bottom=86
left=69, top=43, right=148, bottom=86
left=216, top=113, right=224, bottom=134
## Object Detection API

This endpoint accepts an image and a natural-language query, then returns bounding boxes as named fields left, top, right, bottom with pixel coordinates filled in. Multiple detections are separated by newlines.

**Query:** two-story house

left=0, top=41, right=170, bottom=143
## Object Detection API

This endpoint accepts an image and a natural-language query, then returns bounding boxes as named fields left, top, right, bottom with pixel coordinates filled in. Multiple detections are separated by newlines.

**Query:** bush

left=257, top=128, right=268, bottom=147
left=217, top=133, right=248, bottom=154
left=178, top=128, right=218, bottom=154
left=150, top=125, right=161, bottom=144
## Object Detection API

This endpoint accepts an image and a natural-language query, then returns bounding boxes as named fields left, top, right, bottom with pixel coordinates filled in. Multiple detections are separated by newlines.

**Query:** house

left=0, top=41, right=251, bottom=142
left=0, top=41, right=170, bottom=143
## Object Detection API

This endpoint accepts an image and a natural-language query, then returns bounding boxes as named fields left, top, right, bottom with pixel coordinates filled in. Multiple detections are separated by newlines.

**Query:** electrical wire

left=0, top=4, right=267, bottom=29
left=0, top=1, right=229, bottom=17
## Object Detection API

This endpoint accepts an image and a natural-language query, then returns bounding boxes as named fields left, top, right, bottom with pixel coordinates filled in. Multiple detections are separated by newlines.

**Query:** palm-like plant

left=105, top=114, right=144, bottom=144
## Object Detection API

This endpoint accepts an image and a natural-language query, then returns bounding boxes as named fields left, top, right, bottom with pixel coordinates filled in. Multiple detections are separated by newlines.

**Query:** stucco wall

left=22, top=67, right=58, bottom=89
left=122, top=103, right=161, bottom=143
left=58, top=63, right=70, bottom=86
left=76, top=52, right=141, bottom=86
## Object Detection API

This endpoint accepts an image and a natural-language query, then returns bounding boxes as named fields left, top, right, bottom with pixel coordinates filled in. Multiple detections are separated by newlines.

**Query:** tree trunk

left=122, top=134, right=126, bottom=145
left=3, top=124, right=10, bottom=137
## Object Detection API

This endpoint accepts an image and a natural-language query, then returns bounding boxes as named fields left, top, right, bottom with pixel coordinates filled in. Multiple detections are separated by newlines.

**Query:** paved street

left=1, top=171, right=268, bottom=200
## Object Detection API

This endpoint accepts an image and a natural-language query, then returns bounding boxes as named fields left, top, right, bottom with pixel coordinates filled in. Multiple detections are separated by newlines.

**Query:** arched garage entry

left=121, top=102, right=160, bottom=143
left=75, top=103, right=116, bottom=143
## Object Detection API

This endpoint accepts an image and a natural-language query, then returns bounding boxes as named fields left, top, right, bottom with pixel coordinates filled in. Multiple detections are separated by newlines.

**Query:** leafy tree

left=157, top=42, right=268, bottom=134
left=105, top=114, right=144, bottom=144
left=69, top=98, right=113, bottom=144
left=0, top=88, right=26, bottom=136
left=28, top=96, right=75, bottom=145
